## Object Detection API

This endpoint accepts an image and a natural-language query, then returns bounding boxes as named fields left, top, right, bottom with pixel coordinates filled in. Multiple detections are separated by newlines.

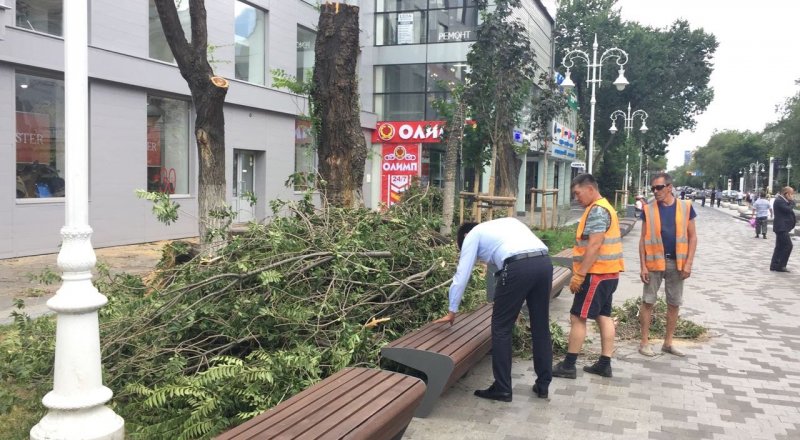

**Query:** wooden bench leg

left=381, top=348, right=454, bottom=418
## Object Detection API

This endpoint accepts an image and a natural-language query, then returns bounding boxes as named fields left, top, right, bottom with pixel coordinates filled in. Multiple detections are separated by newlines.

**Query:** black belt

left=503, top=250, right=548, bottom=266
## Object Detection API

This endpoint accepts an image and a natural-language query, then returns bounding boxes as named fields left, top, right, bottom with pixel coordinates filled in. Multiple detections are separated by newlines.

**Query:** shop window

left=235, top=1, right=267, bottom=85
left=296, top=26, right=316, bottom=82
left=294, top=119, right=317, bottom=190
left=428, top=0, right=477, bottom=9
left=375, top=11, right=425, bottom=45
left=375, top=64, right=426, bottom=93
left=375, top=0, right=427, bottom=13
left=375, top=94, right=426, bottom=121
left=427, top=7, right=478, bottom=43
left=147, top=95, right=190, bottom=195
left=15, top=72, right=65, bottom=199
left=15, top=0, right=63, bottom=36
left=149, top=0, right=190, bottom=63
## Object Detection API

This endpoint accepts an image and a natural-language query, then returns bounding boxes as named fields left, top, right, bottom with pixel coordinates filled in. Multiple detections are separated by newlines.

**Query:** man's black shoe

left=552, top=361, right=577, bottom=379
left=474, top=385, right=512, bottom=402
left=583, top=362, right=613, bottom=378
left=532, top=383, right=548, bottom=399
left=771, top=268, right=790, bottom=272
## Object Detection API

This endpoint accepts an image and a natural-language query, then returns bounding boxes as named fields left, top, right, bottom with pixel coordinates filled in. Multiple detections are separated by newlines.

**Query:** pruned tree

left=465, top=0, right=538, bottom=197
left=433, top=85, right=467, bottom=235
left=312, top=2, right=368, bottom=208
left=154, top=0, right=229, bottom=252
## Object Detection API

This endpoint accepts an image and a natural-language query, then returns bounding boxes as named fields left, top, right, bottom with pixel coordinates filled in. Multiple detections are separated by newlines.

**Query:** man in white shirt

left=751, top=192, right=772, bottom=239
left=434, top=217, right=554, bottom=401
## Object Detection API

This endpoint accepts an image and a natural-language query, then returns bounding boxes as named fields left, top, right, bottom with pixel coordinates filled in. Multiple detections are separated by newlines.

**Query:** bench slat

left=386, top=303, right=492, bottom=357
left=215, top=368, right=424, bottom=440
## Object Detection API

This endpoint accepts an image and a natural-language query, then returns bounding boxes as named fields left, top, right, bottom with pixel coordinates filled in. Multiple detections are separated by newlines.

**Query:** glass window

left=375, top=11, right=425, bottom=45
left=375, top=94, right=426, bottom=121
left=15, top=0, right=63, bottom=36
left=235, top=1, right=268, bottom=85
left=427, top=7, right=478, bottom=43
left=294, top=119, right=317, bottom=190
left=428, top=0, right=477, bottom=9
left=296, top=26, right=316, bottom=83
left=426, top=63, right=468, bottom=92
left=376, top=0, right=427, bottom=13
left=375, top=64, right=426, bottom=93
left=149, top=0, right=190, bottom=63
left=15, top=72, right=65, bottom=199
left=147, top=96, right=190, bottom=195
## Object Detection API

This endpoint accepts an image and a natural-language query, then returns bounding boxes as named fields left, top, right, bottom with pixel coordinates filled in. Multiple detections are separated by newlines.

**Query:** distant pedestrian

left=634, top=195, right=644, bottom=218
left=715, top=189, right=723, bottom=207
left=680, top=190, right=686, bottom=200
left=700, top=191, right=706, bottom=207
left=751, top=192, right=772, bottom=239
left=770, top=186, right=797, bottom=272
left=552, top=174, right=623, bottom=380
left=737, top=192, right=744, bottom=205
left=709, top=188, right=716, bottom=207
left=638, top=173, right=698, bottom=358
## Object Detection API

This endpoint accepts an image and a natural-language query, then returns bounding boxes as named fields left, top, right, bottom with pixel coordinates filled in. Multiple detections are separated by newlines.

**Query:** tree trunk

left=495, top=131, right=522, bottom=198
left=154, top=0, right=229, bottom=253
left=312, top=3, right=368, bottom=208
left=441, top=100, right=465, bottom=235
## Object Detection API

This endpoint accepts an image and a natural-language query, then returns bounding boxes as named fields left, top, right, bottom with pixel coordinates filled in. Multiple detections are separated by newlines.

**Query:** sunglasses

left=651, top=184, right=670, bottom=192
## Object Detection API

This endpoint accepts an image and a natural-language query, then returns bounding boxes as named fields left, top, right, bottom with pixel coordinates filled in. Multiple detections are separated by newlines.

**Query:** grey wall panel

left=0, top=66, right=14, bottom=258
left=0, top=28, right=63, bottom=71
left=11, top=202, right=64, bottom=256
left=89, top=0, right=148, bottom=56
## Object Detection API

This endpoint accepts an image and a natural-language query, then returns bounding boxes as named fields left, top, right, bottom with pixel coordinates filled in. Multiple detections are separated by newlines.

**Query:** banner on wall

left=146, top=122, right=162, bottom=166
left=372, top=121, right=445, bottom=144
left=381, top=144, right=421, bottom=207
left=16, top=112, right=52, bottom=163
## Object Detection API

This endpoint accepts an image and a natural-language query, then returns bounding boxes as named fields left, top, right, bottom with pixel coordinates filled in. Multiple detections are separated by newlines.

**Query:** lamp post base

left=31, top=406, right=124, bottom=440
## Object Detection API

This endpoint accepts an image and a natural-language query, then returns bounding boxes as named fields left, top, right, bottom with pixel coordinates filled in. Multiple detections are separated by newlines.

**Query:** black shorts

left=569, top=273, right=619, bottom=319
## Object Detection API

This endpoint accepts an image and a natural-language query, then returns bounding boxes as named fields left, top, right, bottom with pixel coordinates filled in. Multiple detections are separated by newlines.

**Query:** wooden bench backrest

left=215, top=368, right=424, bottom=440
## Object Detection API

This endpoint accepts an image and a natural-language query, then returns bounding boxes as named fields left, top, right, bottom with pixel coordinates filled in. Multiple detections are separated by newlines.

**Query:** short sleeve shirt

left=641, top=201, right=697, bottom=257
left=753, top=198, right=771, bottom=217
left=581, top=205, right=611, bottom=238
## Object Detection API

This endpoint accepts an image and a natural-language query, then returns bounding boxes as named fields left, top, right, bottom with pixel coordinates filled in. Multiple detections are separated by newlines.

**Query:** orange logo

left=393, top=145, right=406, bottom=160
left=378, top=123, right=396, bottom=141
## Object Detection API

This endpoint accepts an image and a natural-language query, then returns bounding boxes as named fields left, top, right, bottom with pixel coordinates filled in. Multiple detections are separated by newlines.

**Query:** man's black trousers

left=771, top=231, right=793, bottom=270
left=491, top=255, right=553, bottom=394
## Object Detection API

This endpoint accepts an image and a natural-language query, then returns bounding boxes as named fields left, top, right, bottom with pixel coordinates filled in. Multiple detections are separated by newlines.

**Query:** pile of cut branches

left=2, top=192, right=485, bottom=439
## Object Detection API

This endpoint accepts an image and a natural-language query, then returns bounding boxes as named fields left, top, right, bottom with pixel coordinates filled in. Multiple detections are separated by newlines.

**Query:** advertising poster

left=397, top=13, right=414, bottom=44
left=15, top=112, right=52, bottom=163
left=146, top=122, right=162, bottom=166
left=381, top=144, right=420, bottom=207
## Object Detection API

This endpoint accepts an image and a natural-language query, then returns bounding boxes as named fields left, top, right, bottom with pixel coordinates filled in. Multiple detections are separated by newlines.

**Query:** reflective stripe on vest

left=643, top=199, right=691, bottom=271
left=573, top=197, right=625, bottom=274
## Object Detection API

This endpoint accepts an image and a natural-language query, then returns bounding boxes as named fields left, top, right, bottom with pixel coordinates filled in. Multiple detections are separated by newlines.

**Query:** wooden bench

left=618, top=218, right=637, bottom=237
left=550, top=265, right=572, bottom=299
left=381, top=303, right=493, bottom=418
left=551, top=248, right=574, bottom=268
left=215, top=367, right=425, bottom=440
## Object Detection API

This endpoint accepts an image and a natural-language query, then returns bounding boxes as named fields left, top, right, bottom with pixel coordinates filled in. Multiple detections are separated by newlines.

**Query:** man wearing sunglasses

left=638, top=173, right=698, bottom=357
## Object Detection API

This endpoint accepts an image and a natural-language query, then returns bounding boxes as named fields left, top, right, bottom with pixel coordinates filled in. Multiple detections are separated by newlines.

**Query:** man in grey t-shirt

left=751, top=192, right=772, bottom=239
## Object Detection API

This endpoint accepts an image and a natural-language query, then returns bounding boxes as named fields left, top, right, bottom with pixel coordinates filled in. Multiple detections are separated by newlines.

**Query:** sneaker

left=552, top=361, right=577, bottom=379
left=661, top=345, right=686, bottom=357
left=638, top=344, right=656, bottom=357
left=763, top=235, right=767, bottom=239
left=583, top=362, right=613, bottom=377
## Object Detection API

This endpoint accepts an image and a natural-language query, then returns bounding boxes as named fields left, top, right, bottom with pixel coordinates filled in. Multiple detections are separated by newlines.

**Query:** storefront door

left=232, top=150, right=256, bottom=223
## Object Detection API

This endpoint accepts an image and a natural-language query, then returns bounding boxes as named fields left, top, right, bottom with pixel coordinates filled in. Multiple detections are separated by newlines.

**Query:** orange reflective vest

left=573, top=197, right=625, bottom=274
left=642, top=200, right=691, bottom=271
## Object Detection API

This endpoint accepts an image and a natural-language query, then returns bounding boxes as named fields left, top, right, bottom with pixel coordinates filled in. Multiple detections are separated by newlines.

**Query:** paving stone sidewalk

left=405, top=202, right=800, bottom=439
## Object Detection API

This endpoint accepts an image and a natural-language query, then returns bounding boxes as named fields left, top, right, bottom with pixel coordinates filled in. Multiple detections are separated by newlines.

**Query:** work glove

left=569, top=273, right=586, bottom=294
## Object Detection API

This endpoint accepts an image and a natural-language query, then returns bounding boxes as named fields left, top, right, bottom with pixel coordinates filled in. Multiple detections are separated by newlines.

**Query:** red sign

left=372, top=121, right=445, bottom=144
left=381, top=144, right=420, bottom=207
left=16, top=112, right=52, bottom=163
left=146, top=121, right=162, bottom=166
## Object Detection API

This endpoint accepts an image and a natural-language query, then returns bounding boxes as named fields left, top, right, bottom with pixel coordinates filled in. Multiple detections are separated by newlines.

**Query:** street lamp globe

left=613, top=67, right=629, bottom=91
left=609, top=123, right=618, bottom=134
left=561, top=73, right=575, bottom=91
left=640, top=121, right=648, bottom=132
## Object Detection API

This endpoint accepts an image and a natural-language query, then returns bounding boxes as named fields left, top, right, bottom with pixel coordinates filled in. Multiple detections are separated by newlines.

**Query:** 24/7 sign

left=381, top=144, right=420, bottom=207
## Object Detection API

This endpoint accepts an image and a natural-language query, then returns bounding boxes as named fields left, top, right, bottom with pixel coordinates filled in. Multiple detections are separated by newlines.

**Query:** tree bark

left=441, top=100, right=465, bottom=235
left=154, top=0, right=229, bottom=253
left=312, top=3, right=368, bottom=208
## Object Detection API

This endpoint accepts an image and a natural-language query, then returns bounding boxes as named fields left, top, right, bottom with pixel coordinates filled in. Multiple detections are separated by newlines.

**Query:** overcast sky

left=547, top=0, right=800, bottom=170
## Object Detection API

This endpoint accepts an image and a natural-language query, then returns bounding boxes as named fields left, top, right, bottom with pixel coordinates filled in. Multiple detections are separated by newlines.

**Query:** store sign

left=381, top=144, right=420, bottom=207
left=438, top=30, right=472, bottom=42
left=570, top=161, right=586, bottom=169
left=397, top=13, right=414, bottom=44
left=552, top=121, right=577, bottom=149
left=16, top=112, right=52, bottom=163
left=372, top=121, right=445, bottom=144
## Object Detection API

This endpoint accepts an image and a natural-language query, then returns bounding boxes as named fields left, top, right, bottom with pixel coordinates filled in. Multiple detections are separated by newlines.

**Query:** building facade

left=1, top=0, right=572, bottom=258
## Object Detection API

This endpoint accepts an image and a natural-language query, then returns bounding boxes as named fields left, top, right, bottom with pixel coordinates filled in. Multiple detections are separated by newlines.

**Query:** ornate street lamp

left=786, top=157, right=793, bottom=187
left=609, top=103, right=648, bottom=195
left=560, top=34, right=630, bottom=174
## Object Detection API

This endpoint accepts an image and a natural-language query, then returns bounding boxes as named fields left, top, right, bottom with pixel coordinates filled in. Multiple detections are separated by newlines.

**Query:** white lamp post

left=787, top=157, right=793, bottom=187
left=30, top=1, right=125, bottom=438
left=609, top=103, right=648, bottom=195
left=749, top=161, right=766, bottom=194
left=560, top=34, right=630, bottom=174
